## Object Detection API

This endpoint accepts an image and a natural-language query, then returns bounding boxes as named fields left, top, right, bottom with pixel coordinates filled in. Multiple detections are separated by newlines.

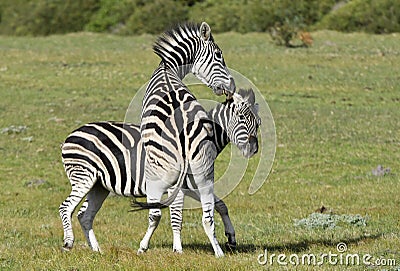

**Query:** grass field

left=0, top=30, right=399, bottom=270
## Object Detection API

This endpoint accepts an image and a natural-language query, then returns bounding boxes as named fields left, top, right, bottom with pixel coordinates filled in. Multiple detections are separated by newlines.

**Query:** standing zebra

left=59, top=88, right=260, bottom=254
left=138, top=22, right=236, bottom=257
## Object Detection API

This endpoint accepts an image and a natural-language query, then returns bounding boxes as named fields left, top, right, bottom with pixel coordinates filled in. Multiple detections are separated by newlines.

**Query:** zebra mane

left=153, top=22, right=214, bottom=65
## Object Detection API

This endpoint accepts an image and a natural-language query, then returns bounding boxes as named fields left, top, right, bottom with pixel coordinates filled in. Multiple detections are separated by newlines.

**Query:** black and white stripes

left=138, top=22, right=236, bottom=257
left=58, top=88, right=260, bottom=254
left=61, top=122, right=145, bottom=196
left=58, top=21, right=258, bottom=257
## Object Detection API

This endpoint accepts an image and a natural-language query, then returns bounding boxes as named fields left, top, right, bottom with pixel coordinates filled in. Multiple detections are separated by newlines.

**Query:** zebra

left=137, top=21, right=237, bottom=257
left=59, top=88, right=260, bottom=254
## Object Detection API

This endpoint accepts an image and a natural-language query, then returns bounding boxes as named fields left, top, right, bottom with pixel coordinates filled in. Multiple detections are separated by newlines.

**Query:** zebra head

left=227, top=88, right=261, bottom=158
left=153, top=22, right=235, bottom=96
left=192, top=22, right=236, bottom=96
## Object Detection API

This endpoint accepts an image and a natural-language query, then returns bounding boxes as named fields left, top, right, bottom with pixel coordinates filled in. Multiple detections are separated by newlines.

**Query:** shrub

left=122, top=0, right=189, bottom=35
left=188, top=0, right=242, bottom=33
left=269, top=17, right=305, bottom=47
left=188, top=0, right=340, bottom=33
left=1, top=0, right=398, bottom=35
left=0, top=0, right=100, bottom=36
left=0, top=0, right=32, bottom=36
left=84, top=0, right=136, bottom=33
left=317, top=0, right=400, bottom=34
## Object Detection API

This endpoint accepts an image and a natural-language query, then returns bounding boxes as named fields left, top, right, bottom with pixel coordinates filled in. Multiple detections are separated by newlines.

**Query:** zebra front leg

left=77, top=182, right=109, bottom=253
left=137, top=208, right=161, bottom=254
left=183, top=187, right=236, bottom=252
left=214, top=196, right=237, bottom=251
left=200, top=190, right=224, bottom=257
left=169, top=189, right=184, bottom=253
left=191, top=154, right=223, bottom=257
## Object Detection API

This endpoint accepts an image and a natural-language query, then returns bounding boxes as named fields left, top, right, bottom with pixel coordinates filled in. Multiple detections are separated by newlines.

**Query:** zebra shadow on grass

left=179, top=232, right=383, bottom=254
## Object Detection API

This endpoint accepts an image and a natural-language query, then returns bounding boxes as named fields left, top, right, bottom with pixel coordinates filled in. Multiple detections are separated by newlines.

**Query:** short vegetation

left=0, top=28, right=399, bottom=270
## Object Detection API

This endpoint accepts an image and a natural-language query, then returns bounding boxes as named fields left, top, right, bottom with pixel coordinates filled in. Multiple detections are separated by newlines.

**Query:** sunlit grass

left=0, top=31, right=399, bottom=270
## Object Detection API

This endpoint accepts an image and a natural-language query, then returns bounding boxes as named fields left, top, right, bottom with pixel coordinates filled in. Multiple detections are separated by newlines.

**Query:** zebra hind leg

left=77, top=182, right=109, bottom=253
left=137, top=208, right=162, bottom=254
left=59, top=167, right=97, bottom=251
left=58, top=176, right=91, bottom=251
left=169, top=189, right=184, bottom=253
left=137, top=173, right=170, bottom=254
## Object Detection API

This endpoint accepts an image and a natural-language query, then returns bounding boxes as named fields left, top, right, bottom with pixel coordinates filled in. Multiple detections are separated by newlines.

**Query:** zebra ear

left=253, top=103, right=259, bottom=114
left=200, top=22, right=211, bottom=41
left=232, top=92, right=244, bottom=106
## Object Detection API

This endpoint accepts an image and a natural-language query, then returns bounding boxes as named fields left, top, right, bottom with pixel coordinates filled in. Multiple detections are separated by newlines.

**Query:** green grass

left=0, top=31, right=399, bottom=270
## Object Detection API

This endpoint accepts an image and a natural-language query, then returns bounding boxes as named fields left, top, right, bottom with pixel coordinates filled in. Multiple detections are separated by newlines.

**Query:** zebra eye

left=238, top=115, right=245, bottom=121
left=215, top=51, right=222, bottom=59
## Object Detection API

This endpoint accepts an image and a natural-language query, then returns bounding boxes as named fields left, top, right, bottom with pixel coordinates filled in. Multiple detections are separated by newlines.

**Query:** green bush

left=317, top=0, right=400, bottom=34
left=0, top=0, right=100, bottom=36
left=0, top=0, right=32, bottom=36
left=189, top=0, right=339, bottom=33
left=189, top=1, right=241, bottom=33
left=0, top=0, right=398, bottom=36
left=122, top=0, right=189, bottom=35
left=84, top=0, right=136, bottom=33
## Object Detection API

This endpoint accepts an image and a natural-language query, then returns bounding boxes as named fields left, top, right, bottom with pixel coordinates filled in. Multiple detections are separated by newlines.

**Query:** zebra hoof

left=215, top=249, right=224, bottom=258
left=225, top=241, right=237, bottom=252
left=173, top=249, right=183, bottom=254
left=137, top=248, right=147, bottom=255
left=61, top=245, right=72, bottom=252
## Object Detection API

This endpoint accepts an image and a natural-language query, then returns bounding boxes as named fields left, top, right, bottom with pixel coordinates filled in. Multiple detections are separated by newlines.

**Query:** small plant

left=269, top=16, right=312, bottom=48
left=371, top=165, right=391, bottom=177
left=1, top=125, right=27, bottom=134
left=294, top=212, right=368, bottom=229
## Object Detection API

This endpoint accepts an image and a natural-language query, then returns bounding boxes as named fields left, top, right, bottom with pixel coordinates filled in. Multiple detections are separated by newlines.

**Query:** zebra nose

left=249, top=135, right=258, bottom=154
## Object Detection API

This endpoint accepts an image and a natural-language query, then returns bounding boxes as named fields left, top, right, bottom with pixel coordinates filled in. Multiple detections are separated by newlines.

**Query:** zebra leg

left=190, top=168, right=223, bottom=257
left=137, top=179, right=166, bottom=254
left=214, top=196, right=237, bottom=251
left=137, top=208, right=162, bottom=254
left=77, top=182, right=109, bottom=253
left=169, top=189, right=184, bottom=253
left=59, top=169, right=96, bottom=251
left=199, top=186, right=224, bottom=257
left=184, top=188, right=237, bottom=252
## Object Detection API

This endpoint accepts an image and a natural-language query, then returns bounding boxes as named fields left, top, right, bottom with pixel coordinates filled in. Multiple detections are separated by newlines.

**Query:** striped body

left=137, top=22, right=236, bottom=257
left=62, top=122, right=145, bottom=197
left=140, top=64, right=214, bottom=176
left=58, top=89, right=260, bottom=254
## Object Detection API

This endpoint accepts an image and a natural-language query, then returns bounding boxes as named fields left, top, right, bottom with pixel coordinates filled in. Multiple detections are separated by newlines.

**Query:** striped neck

left=208, top=101, right=234, bottom=154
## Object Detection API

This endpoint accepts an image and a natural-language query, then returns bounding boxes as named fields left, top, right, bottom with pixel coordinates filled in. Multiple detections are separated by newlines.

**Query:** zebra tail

left=130, top=160, right=188, bottom=211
